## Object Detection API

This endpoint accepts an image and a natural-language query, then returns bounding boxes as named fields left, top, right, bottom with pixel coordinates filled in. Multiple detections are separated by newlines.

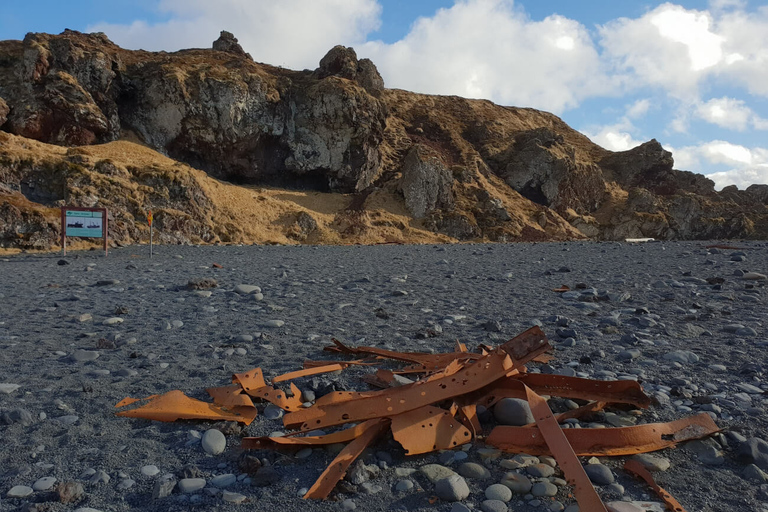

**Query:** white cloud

left=88, top=0, right=381, bottom=70
left=695, top=97, right=756, bottom=130
left=359, top=0, right=610, bottom=113
left=626, top=98, right=652, bottom=119
left=668, top=140, right=768, bottom=189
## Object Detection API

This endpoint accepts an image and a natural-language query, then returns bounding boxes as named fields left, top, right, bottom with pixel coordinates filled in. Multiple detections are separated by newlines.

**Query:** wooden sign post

left=61, top=207, right=109, bottom=256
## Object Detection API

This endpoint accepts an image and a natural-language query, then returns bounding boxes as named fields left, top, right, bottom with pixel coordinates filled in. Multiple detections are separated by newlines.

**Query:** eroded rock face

left=212, top=31, right=251, bottom=59
left=399, top=145, right=454, bottom=218
left=316, top=45, right=384, bottom=94
left=0, top=97, right=8, bottom=127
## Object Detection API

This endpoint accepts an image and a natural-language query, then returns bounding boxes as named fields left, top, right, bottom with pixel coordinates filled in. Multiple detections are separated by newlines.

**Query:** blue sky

left=2, top=0, right=768, bottom=188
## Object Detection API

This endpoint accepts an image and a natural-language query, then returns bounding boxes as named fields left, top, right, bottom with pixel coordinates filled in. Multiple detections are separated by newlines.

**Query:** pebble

left=102, top=317, right=124, bottom=326
left=211, top=474, right=237, bottom=487
left=494, top=398, right=534, bottom=426
left=0, top=383, right=20, bottom=394
left=737, top=438, right=768, bottom=470
left=90, top=470, right=110, bottom=484
left=435, top=474, right=470, bottom=501
left=481, top=500, right=509, bottom=512
left=458, top=462, right=491, bottom=480
left=222, top=491, right=247, bottom=503
left=485, top=483, right=513, bottom=502
left=341, top=498, right=357, bottom=510
left=631, top=454, right=670, bottom=472
left=420, top=464, right=456, bottom=483
left=7, top=485, right=34, bottom=498
left=141, top=465, right=160, bottom=477
left=152, top=477, right=177, bottom=499
left=527, top=463, right=556, bottom=478
left=395, top=479, right=414, bottom=492
left=451, top=504, right=472, bottom=512
left=202, top=428, right=227, bottom=455
left=531, top=481, right=558, bottom=497
left=500, top=472, right=532, bottom=493
left=584, top=464, right=614, bottom=485
left=72, top=349, right=100, bottom=362
left=32, top=476, right=56, bottom=491
left=58, top=481, right=85, bottom=503
left=264, top=320, right=285, bottom=328
left=663, top=350, right=699, bottom=364
left=234, top=285, right=261, bottom=295
left=264, top=404, right=284, bottom=420
left=178, top=478, right=207, bottom=493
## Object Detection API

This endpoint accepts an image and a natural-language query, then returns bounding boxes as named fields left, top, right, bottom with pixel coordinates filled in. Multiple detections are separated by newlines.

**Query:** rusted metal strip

left=303, top=359, right=378, bottom=369
left=242, top=419, right=379, bottom=450
left=390, top=405, right=472, bottom=455
left=327, top=338, right=481, bottom=371
left=624, top=460, right=688, bottom=512
left=207, top=385, right=255, bottom=408
left=487, top=413, right=720, bottom=456
left=456, top=404, right=481, bottom=436
left=250, top=382, right=305, bottom=412
left=284, top=327, right=550, bottom=431
left=551, top=401, right=607, bottom=424
left=465, top=373, right=650, bottom=410
left=116, top=390, right=258, bottom=425
left=524, top=385, right=609, bottom=512
left=303, top=418, right=390, bottom=500
left=232, top=367, right=267, bottom=394
left=115, top=395, right=158, bottom=408
left=272, top=364, right=344, bottom=384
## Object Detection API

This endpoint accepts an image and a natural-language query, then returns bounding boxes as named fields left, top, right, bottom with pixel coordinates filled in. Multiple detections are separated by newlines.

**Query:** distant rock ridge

left=0, top=29, right=766, bottom=249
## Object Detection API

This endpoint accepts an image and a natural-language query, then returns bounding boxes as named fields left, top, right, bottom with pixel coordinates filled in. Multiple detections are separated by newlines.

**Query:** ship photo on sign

left=65, top=210, right=104, bottom=238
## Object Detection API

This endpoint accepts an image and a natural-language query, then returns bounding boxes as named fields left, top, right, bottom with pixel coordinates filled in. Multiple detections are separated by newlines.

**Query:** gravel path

left=1, top=241, right=767, bottom=512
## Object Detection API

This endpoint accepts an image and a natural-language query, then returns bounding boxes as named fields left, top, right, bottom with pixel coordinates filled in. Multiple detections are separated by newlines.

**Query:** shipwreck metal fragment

left=390, top=405, right=472, bottom=455
left=487, top=413, right=719, bottom=456
left=624, top=459, right=687, bottom=512
left=242, top=419, right=379, bottom=450
left=115, top=390, right=257, bottom=424
left=303, top=418, right=390, bottom=500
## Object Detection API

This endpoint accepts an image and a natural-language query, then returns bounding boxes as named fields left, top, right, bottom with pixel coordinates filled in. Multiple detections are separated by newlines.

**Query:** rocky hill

left=0, top=30, right=766, bottom=250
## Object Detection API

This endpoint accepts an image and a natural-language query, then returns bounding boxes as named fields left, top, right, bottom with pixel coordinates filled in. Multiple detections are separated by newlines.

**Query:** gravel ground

left=1, top=241, right=767, bottom=512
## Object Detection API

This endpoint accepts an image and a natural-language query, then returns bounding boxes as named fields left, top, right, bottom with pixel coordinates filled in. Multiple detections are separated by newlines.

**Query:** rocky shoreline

left=1, top=241, right=767, bottom=512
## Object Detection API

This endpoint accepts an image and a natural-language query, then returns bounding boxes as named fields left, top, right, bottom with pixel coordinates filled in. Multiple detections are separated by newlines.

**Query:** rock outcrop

left=0, top=30, right=766, bottom=250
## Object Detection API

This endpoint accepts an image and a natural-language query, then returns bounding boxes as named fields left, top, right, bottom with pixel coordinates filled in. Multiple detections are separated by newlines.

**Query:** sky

left=2, top=1, right=768, bottom=189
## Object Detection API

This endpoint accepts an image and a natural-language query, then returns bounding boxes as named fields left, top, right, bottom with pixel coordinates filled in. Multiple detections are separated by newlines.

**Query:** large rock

left=316, top=45, right=384, bottom=94
left=399, top=145, right=454, bottom=218
left=0, top=96, right=8, bottom=126
left=212, top=31, right=250, bottom=59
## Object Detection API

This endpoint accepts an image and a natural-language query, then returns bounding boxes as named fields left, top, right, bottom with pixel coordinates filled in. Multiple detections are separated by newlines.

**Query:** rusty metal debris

left=115, top=325, right=722, bottom=510
left=624, top=459, right=688, bottom=512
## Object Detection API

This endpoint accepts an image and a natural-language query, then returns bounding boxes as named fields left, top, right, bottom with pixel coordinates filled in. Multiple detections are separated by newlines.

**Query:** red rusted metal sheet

left=390, top=405, right=473, bottom=455
left=624, top=460, right=688, bottom=512
left=207, top=385, right=255, bottom=408
left=272, top=364, right=344, bottom=383
left=487, top=413, right=720, bottom=456
left=284, top=327, right=550, bottom=431
left=250, top=382, right=305, bottom=412
left=232, top=367, right=267, bottom=394
left=115, top=395, right=158, bottom=408
left=242, top=419, right=380, bottom=450
left=466, top=373, right=651, bottom=409
left=524, top=385, right=609, bottom=512
left=303, top=418, right=390, bottom=500
left=456, top=404, right=481, bottom=436
left=303, top=359, right=377, bottom=369
left=327, top=338, right=482, bottom=371
left=116, top=390, right=257, bottom=425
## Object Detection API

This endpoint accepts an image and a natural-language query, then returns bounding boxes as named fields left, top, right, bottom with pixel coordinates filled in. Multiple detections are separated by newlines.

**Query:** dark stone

left=57, top=481, right=84, bottom=503
left=737, top=438, right=768, bottom=470
left=251, top=466, right=281, bottom=487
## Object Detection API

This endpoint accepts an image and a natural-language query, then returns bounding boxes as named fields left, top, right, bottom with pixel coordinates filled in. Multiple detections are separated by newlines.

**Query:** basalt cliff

left=0, top=30, right=766, bottom=250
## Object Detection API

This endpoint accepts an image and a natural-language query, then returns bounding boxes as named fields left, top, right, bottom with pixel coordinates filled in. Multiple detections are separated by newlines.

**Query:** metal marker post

left=148, top=210, right=153, bottom=258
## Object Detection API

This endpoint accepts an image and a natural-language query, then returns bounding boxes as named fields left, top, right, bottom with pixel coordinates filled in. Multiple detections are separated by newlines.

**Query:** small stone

left=420, top=464, right=456, bottom=483
left=584, top=464, right=614, bottom=485
left=481, top=500, right=508, bottom=512
left=451, top=504, right=472, bottom=512
left=296, top=448, right=313, bottom=459
left=264, top=320, right=285, bottom=328
left=72, top=350, right=99, bottom=362
left=743, top=272, right=767, bottom=280
left=251, top=466, right=280, bottom=487
left=263, top=404, right=284, bottom=420
left=458, top=462, right=491, bottom=480
left=7, top=485, right=34, bottom=498
left=500, top=472, right=532, bottom=494
left=222, top=490, right=247, bottom=503
left=102, top=317, right=124, bottom=326
left=57, top=481, right=85, bottom=503
left=118, top=479, right=135, bottom=490
left=179, top=478, right=207, bottom=493
left=527, top=463, right=555, bottom=478
left=90, top=470, right=110, bottom=484
left=606, top=503, right=644, bottom=512
left=234, top=285, right=261, bottom=295
left=202, top=428, right=227, bottom=455
left=631, top=454, right=670, bottom=472
left=0, top=383, right=20, bottom=394
left=32, top=476, right=57, bottom=491
left=663, top=350, right=699, bottom=364
left=211, top=474, right=237, bottom=487
left=360, top=482, right=382, bottom=494
left=395, top=479, right=414, bottom=492
left=494, top=398, right=534, bottom=426
left=485, top=483, right=513, bottom=502
left=531, top=481, right=558, bottom=497
left=341, top=498, right=357, bottom=510
left=737, top=438, right=768, bottom=470
left=435, top=474, right=470, bottom=501
left=152, top=477, right=177, bottom=499
left=56, top=415, right=80, bottom=426
left=141, top=465, right=160, bottom=477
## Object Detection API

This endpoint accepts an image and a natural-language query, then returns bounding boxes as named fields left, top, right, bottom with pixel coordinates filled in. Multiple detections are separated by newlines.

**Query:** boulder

left=212, top=31, right=251, bottom=59
left=399, top=145, right=454, bottom=218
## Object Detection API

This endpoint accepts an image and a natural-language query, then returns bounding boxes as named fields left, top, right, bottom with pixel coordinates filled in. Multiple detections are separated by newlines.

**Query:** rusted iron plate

left=456, top=404, right=481, bottom=436
left=284, top=327, right=550, bottom=431
left=232, top=367, right=267, bottom=394
left=524, top=385, right=609, bottom=512
left=466, top=373, right=650, bottom=409
left=390, top=405, right=472, bottom=455
left=553, top=285, right=571, bottom=293
left=250, top=382, right=305, bottom=412
left=624, top=460, right=688, bottom=512
left=115, top=395, right=158, bottom=408
left=272, top=364, right=344, bottom=384
left=243, top=419, right=380, bottom=450
left=303, top=418, right=390, bottom=500
left=207, top=385, right=255, bottom=408
left=487, top=413, right=720, bottom=456
left=303, top=359, right=377, bottom=369
left=327, top=338, right=481, bottom=371
left=551, top=401, right=608, bottom=424
left=116, top=390, right=258, bottom=425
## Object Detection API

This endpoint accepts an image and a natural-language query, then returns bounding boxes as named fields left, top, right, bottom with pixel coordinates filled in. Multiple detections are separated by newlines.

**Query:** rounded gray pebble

left=202, top=429, right=226, bottom=455
left=494, top=398, right=534, bottom=426
left=435, top=474, right=470, bottom=501
left=481, top=499, right=508, bottom=512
